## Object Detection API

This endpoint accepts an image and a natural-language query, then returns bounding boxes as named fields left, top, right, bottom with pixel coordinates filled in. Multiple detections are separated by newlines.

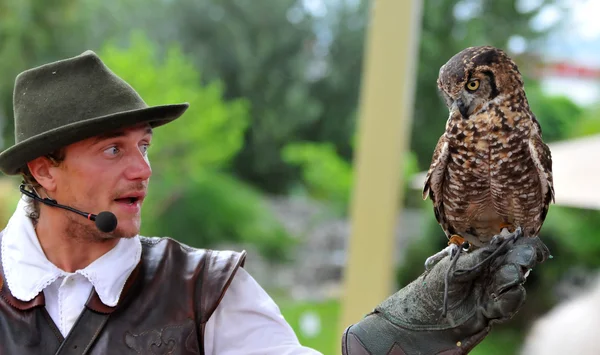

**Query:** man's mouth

left=114, top=192, right=146, bottom=206
left=115, top=197, right=140, bottom=205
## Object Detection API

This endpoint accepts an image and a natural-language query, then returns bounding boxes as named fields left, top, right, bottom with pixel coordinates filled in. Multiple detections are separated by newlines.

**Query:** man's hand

left=341, top=236, right=550, bottom=355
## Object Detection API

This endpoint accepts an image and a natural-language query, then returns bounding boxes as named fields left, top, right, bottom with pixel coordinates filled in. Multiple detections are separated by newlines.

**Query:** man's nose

left=125, top=152, right=152, bottom=181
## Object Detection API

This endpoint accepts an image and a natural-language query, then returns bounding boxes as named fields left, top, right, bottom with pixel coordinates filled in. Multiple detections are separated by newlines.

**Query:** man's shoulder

left=137, top=235, right=247, bottom=266
left=136, top=235, right=247, bottom=323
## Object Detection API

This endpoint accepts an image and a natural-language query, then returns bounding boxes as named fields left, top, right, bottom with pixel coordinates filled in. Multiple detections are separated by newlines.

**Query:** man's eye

left=104, top=147, right=119, bottom=155
left=140, top=144, right=150, bottom=155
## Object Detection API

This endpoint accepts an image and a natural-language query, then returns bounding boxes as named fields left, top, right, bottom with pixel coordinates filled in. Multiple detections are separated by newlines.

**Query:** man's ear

left=27, top=157, right=58, bottom=193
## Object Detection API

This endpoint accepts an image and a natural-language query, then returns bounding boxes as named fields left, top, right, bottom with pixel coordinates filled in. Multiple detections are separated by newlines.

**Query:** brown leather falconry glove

left=341, top=235, right=550, bottom=355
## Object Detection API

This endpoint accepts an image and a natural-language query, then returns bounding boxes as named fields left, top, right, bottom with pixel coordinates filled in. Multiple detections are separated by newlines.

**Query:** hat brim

left=0, top=103, right=189, bottom=175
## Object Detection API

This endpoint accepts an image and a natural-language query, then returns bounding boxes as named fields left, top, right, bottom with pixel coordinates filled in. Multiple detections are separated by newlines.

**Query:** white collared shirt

left=1, top=198, right=322, bottom=354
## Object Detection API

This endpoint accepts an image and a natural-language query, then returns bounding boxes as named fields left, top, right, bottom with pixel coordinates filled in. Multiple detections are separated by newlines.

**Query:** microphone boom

left=19, top=184, right=118, bottom=233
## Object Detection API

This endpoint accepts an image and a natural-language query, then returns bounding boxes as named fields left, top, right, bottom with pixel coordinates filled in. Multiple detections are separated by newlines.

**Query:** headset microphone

left=19, top=184, right=118, bottom=233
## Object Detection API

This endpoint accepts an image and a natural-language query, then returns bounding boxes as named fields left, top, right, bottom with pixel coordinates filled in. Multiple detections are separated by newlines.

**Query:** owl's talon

left=425, top=243, right=460, bottom=270
left=491, top=226, right=523, bottom=245
left=490, top=234, right=503, bottom=245
left=512, top=226, right=524, bottom=240
left=425, top=254, right=443, bottom=271
left=499, top=222, right=513, bottom=232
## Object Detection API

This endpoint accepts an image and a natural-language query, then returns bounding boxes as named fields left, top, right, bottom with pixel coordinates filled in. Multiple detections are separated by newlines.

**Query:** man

left=0, top=51, right=549, bottom=354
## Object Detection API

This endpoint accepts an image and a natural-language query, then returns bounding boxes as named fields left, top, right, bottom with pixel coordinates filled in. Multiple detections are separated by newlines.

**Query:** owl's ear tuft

left=472, top=48, right=501, bottom=67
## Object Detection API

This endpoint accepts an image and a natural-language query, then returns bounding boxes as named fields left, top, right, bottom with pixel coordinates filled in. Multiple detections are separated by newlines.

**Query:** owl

left=422, top=46, right=554, bottom=268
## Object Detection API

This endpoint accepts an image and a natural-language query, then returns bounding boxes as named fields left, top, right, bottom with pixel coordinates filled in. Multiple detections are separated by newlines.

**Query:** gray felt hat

left=0, top=50, right=189, bottom=175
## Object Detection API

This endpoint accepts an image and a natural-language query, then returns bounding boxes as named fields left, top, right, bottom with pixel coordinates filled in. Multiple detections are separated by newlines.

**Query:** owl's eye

left=466, top=79, right=480, bottom=91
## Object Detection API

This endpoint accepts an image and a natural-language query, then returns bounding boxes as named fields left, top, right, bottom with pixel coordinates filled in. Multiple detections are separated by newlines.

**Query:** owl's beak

left=456, top=98, right=469, bottom=118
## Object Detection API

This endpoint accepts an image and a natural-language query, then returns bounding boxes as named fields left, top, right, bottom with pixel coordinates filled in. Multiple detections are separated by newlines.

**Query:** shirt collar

left=1, top=197, right=141, bottom=307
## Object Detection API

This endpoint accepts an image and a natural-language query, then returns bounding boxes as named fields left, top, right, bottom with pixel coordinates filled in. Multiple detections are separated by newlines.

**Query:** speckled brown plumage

left=423, top=46, right=555, bottom=248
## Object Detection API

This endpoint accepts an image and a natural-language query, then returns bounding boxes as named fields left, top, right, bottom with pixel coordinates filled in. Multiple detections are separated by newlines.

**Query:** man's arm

left=342, top=236, right=550, bottom=355
left=202, top=235, right=548, bottom=355
left=203, top=266, right=323, bottom=355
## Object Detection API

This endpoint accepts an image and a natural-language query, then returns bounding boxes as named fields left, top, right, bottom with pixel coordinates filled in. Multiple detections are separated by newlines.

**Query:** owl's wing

left=422, top=134, right=450, bottom=204
left=528, top=130, right=555, bottom=224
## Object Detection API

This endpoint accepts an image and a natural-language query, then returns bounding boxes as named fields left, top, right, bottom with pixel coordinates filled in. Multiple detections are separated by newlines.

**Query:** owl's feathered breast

left=426, top=98, right=551, bottom=245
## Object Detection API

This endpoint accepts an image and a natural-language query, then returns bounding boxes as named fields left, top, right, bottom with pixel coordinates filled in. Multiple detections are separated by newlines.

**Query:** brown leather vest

left=0, top=230, right=246, bottom=354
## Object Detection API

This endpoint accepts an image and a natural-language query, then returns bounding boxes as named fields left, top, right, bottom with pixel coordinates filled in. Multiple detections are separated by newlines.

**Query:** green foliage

left=283, top=140, right=421, bottom=213
left=0, top=0, right=88, bottom=148
left=282, top=142, right=353, bottom=209
left=542, top=206, right=600, bottom=266
left=0, top=177, right=20, bottom=228
left=470, top=329, right=522, bottom=355
left=569, top=105, right=600, bottom=138
left=97, top=33, right=293, bottom=261
left=100, top=32, right=249, bottom=174
left=167, top=0, right=326, bottom=193
left=526, top=83, right=584, bottom=142
left=143, top=170, right=296, bottom=262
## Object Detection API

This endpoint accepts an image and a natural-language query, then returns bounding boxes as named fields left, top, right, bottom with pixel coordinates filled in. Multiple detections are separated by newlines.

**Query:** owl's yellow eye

left=466, top=79, right=480, bottom=91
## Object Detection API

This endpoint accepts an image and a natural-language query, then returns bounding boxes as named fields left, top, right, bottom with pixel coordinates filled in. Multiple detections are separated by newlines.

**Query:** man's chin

left=105, top=224, right=140, bottom=240
left=108, top=216, right=141, bottom=236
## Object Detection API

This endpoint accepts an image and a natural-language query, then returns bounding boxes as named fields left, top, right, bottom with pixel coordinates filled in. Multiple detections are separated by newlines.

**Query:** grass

left=277, top=298, right=341, bottom=355
left=470, top=329, right=522, bottom=355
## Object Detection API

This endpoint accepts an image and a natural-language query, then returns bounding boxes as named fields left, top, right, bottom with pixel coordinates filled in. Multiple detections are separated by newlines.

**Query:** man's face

left=51, top=123, right=153, bottom=239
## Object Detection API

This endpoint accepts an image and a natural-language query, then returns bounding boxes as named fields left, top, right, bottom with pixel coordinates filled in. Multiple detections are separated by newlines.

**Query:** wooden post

left=338, top=0, right=422, bottom=338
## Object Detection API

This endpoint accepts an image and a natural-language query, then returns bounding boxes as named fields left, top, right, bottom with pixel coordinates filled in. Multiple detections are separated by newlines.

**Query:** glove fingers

left=498, top=237, right=550, bottom=275
left=503, top=244, right=537, bottom=270
left=509, top=236, right=550, bottom=265
left=483, top=285, right=526, bottom=322
left=485, top=261, right=527, bottom=323
left=531, top=237, right=551, bottom=263
left=492, top=263, right=526, bottom=295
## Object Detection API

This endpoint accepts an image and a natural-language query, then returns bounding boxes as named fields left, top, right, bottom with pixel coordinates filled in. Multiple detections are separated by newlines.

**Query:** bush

left=98, top=32, right=293, bottom=261
left=282, top=140, right=421, bottom=214
left=0, top=177, right=20, bottom=227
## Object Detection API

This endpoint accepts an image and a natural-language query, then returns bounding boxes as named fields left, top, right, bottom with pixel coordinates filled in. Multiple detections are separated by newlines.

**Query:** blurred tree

left=282, top=141, right=354, bottom=210
left=526, top=82, right=584, bottom=142
left=98, top=33, right=295, bottom=261
left=282, top=141, right=420, bottom=213
left=569, top=104, right=600, bottom=138
left=167, top=0, right=324, bottom=193
left=0, top=0, right=87, bottom=148
left=0, top=177, right=20, bottom=228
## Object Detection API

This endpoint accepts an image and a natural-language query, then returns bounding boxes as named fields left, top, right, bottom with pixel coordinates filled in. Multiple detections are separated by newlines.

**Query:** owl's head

left=437, top=46, right=525, bottom=118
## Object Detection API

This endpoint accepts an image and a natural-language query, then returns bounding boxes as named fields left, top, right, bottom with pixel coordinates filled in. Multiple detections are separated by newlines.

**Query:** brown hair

left=19, top=149, right=66, bottom=225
